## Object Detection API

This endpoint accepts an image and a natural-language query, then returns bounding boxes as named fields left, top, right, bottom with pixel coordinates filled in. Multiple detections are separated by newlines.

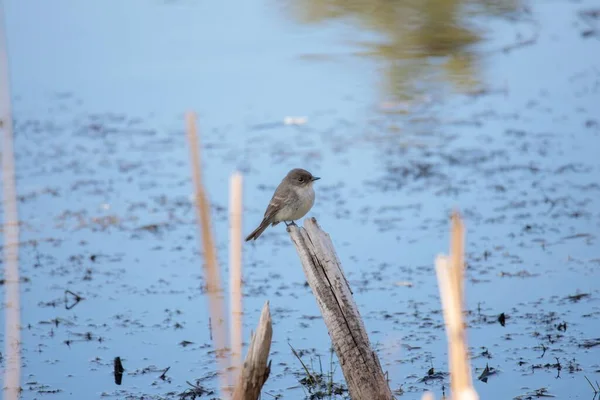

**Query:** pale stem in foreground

left=185, top=111, right=230, bottom=396
left=1, top=3, right=21, bottom=398
left=229, top=172, right=244, bottom=383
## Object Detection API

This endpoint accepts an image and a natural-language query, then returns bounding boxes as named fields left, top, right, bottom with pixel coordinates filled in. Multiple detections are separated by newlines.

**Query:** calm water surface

left=1, top=0, right=599, bottom=399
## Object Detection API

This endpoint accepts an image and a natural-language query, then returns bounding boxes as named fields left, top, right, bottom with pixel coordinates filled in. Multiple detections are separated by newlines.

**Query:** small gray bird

left=245, top=168, right=320, bottom=241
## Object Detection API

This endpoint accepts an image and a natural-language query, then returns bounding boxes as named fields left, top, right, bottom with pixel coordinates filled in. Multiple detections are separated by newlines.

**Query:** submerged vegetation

left=290, top=345, right=348, bottom=400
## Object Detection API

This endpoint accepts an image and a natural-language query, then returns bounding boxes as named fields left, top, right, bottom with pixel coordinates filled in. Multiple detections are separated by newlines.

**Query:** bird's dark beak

left=311, top=176, right=321, bottom=181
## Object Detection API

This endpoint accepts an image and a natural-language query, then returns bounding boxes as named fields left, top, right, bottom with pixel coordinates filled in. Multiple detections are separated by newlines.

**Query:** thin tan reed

left=435, top=212, right=479, bottom=400
left=185, top=111, right=230, bottom=396
left=450, top=211, right=465, bottom=307
left=1, top=3, right=21, bottom=398
left=229, top=172, right=243, bottom=383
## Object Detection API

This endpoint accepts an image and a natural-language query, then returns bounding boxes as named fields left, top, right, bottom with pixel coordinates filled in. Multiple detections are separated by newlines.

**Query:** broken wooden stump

left=232, top=301, right=273, bottom=400
left=288, top=218, right=394, bottom=400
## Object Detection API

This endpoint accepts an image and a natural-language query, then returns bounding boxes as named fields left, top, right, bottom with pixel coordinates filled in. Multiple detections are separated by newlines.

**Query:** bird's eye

left=298, top=177, right=304, bottom=182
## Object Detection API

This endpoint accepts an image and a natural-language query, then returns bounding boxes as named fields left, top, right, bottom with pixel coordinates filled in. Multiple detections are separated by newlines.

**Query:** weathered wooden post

left=232, top=301, right=273, bottom=400
left=288, top=218, right=394, bottom=400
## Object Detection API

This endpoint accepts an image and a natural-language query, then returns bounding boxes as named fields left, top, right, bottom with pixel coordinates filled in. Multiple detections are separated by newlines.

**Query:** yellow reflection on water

left=284, top=0, right=522, bottom=100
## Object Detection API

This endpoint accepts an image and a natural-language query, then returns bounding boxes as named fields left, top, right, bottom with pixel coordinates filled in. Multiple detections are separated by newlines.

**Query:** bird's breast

left=275, top=185, right=315, bottom=221
left=291, top=185, right=315, bottom=220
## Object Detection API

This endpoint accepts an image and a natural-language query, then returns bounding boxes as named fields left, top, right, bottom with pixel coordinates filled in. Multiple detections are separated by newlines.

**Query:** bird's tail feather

left=245, top=219, right=271, bottom=241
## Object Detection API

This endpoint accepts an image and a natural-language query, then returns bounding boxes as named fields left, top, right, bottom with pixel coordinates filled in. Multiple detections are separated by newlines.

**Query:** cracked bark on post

left=288, top=218, right=394, bottom=400
left=232, top=301, right=273, bottom=400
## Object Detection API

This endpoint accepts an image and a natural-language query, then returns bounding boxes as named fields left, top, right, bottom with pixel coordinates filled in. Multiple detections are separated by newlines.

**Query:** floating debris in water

left=64, top=289, right=84, bottom=310
left=579, top=338, right=600, bottom=349
left=114, top=357, right=124, bottom=385
left=283, top=116, right=307, bottom=126
left=477, top=363, right=498, bottom=383
left=498, top=313, right=506, bottom=327
left=514, top=387, right=555, bottom=399
left=565, top=292, right=590, bottom=303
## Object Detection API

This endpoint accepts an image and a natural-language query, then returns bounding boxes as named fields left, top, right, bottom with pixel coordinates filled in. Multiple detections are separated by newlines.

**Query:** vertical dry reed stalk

left=434, top=211, right=479, bottom=400
left=229, top=172, right=243, bottom=383
left=1, top=2, right=21, bottom=398
left=185, top=111, right=230, bottom=396
left=450, top=211, right=465, bottom=307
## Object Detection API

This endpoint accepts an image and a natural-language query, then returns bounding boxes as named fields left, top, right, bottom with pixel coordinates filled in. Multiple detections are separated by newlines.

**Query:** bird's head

left=286, top=168, right=320, bottom=187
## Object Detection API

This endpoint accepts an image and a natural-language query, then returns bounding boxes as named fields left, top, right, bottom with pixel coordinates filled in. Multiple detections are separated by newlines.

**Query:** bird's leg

left=289, top=221, right=298, bottom=226
left=284, top=221, right=290, bottom=227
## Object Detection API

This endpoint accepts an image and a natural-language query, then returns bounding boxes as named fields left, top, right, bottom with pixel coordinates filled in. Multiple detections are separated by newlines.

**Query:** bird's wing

left=263, top=182, right=298, bottom=220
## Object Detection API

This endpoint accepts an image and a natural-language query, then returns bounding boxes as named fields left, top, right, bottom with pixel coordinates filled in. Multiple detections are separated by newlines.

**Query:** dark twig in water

left=557, top=322, right=567, bottom=332
left=64, top=290, right=84, bottom=310
left=179, top=381, right=213, bottom=399
left=584, top=376, right=600, bottom=396
left=262, top=392, right=283, bottom=399
left=159, top=366, right=170, bottom=381
left=289, top=343, right=316, bottom=386
left=579, top=338, right=600, bottom=349
left=498, top=313, right=506, bottom=327
left=499, top=17, right=541, bottom=54
left=565, top=292, right=590, bottom=303
left=539, top=344, right=547, bottom=358
left=530, top=358, right=562, bottom=378
left=554, top=357, right=562, bottom=379
left=419, top=366, right=447, bottom=383
left=477, top=363, right=496, bottom=383
left=514, top=387, right=554, bottom=399
left=114, top=357, right=124, bottom=385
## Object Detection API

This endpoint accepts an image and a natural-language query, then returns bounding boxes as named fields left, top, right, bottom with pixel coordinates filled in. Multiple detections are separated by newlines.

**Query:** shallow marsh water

left=1, top=0, right=599, bottom=399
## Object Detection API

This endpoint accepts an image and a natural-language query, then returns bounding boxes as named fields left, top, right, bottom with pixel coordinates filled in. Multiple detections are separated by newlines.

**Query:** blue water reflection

left=1, top=0, right=599, bottom=398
